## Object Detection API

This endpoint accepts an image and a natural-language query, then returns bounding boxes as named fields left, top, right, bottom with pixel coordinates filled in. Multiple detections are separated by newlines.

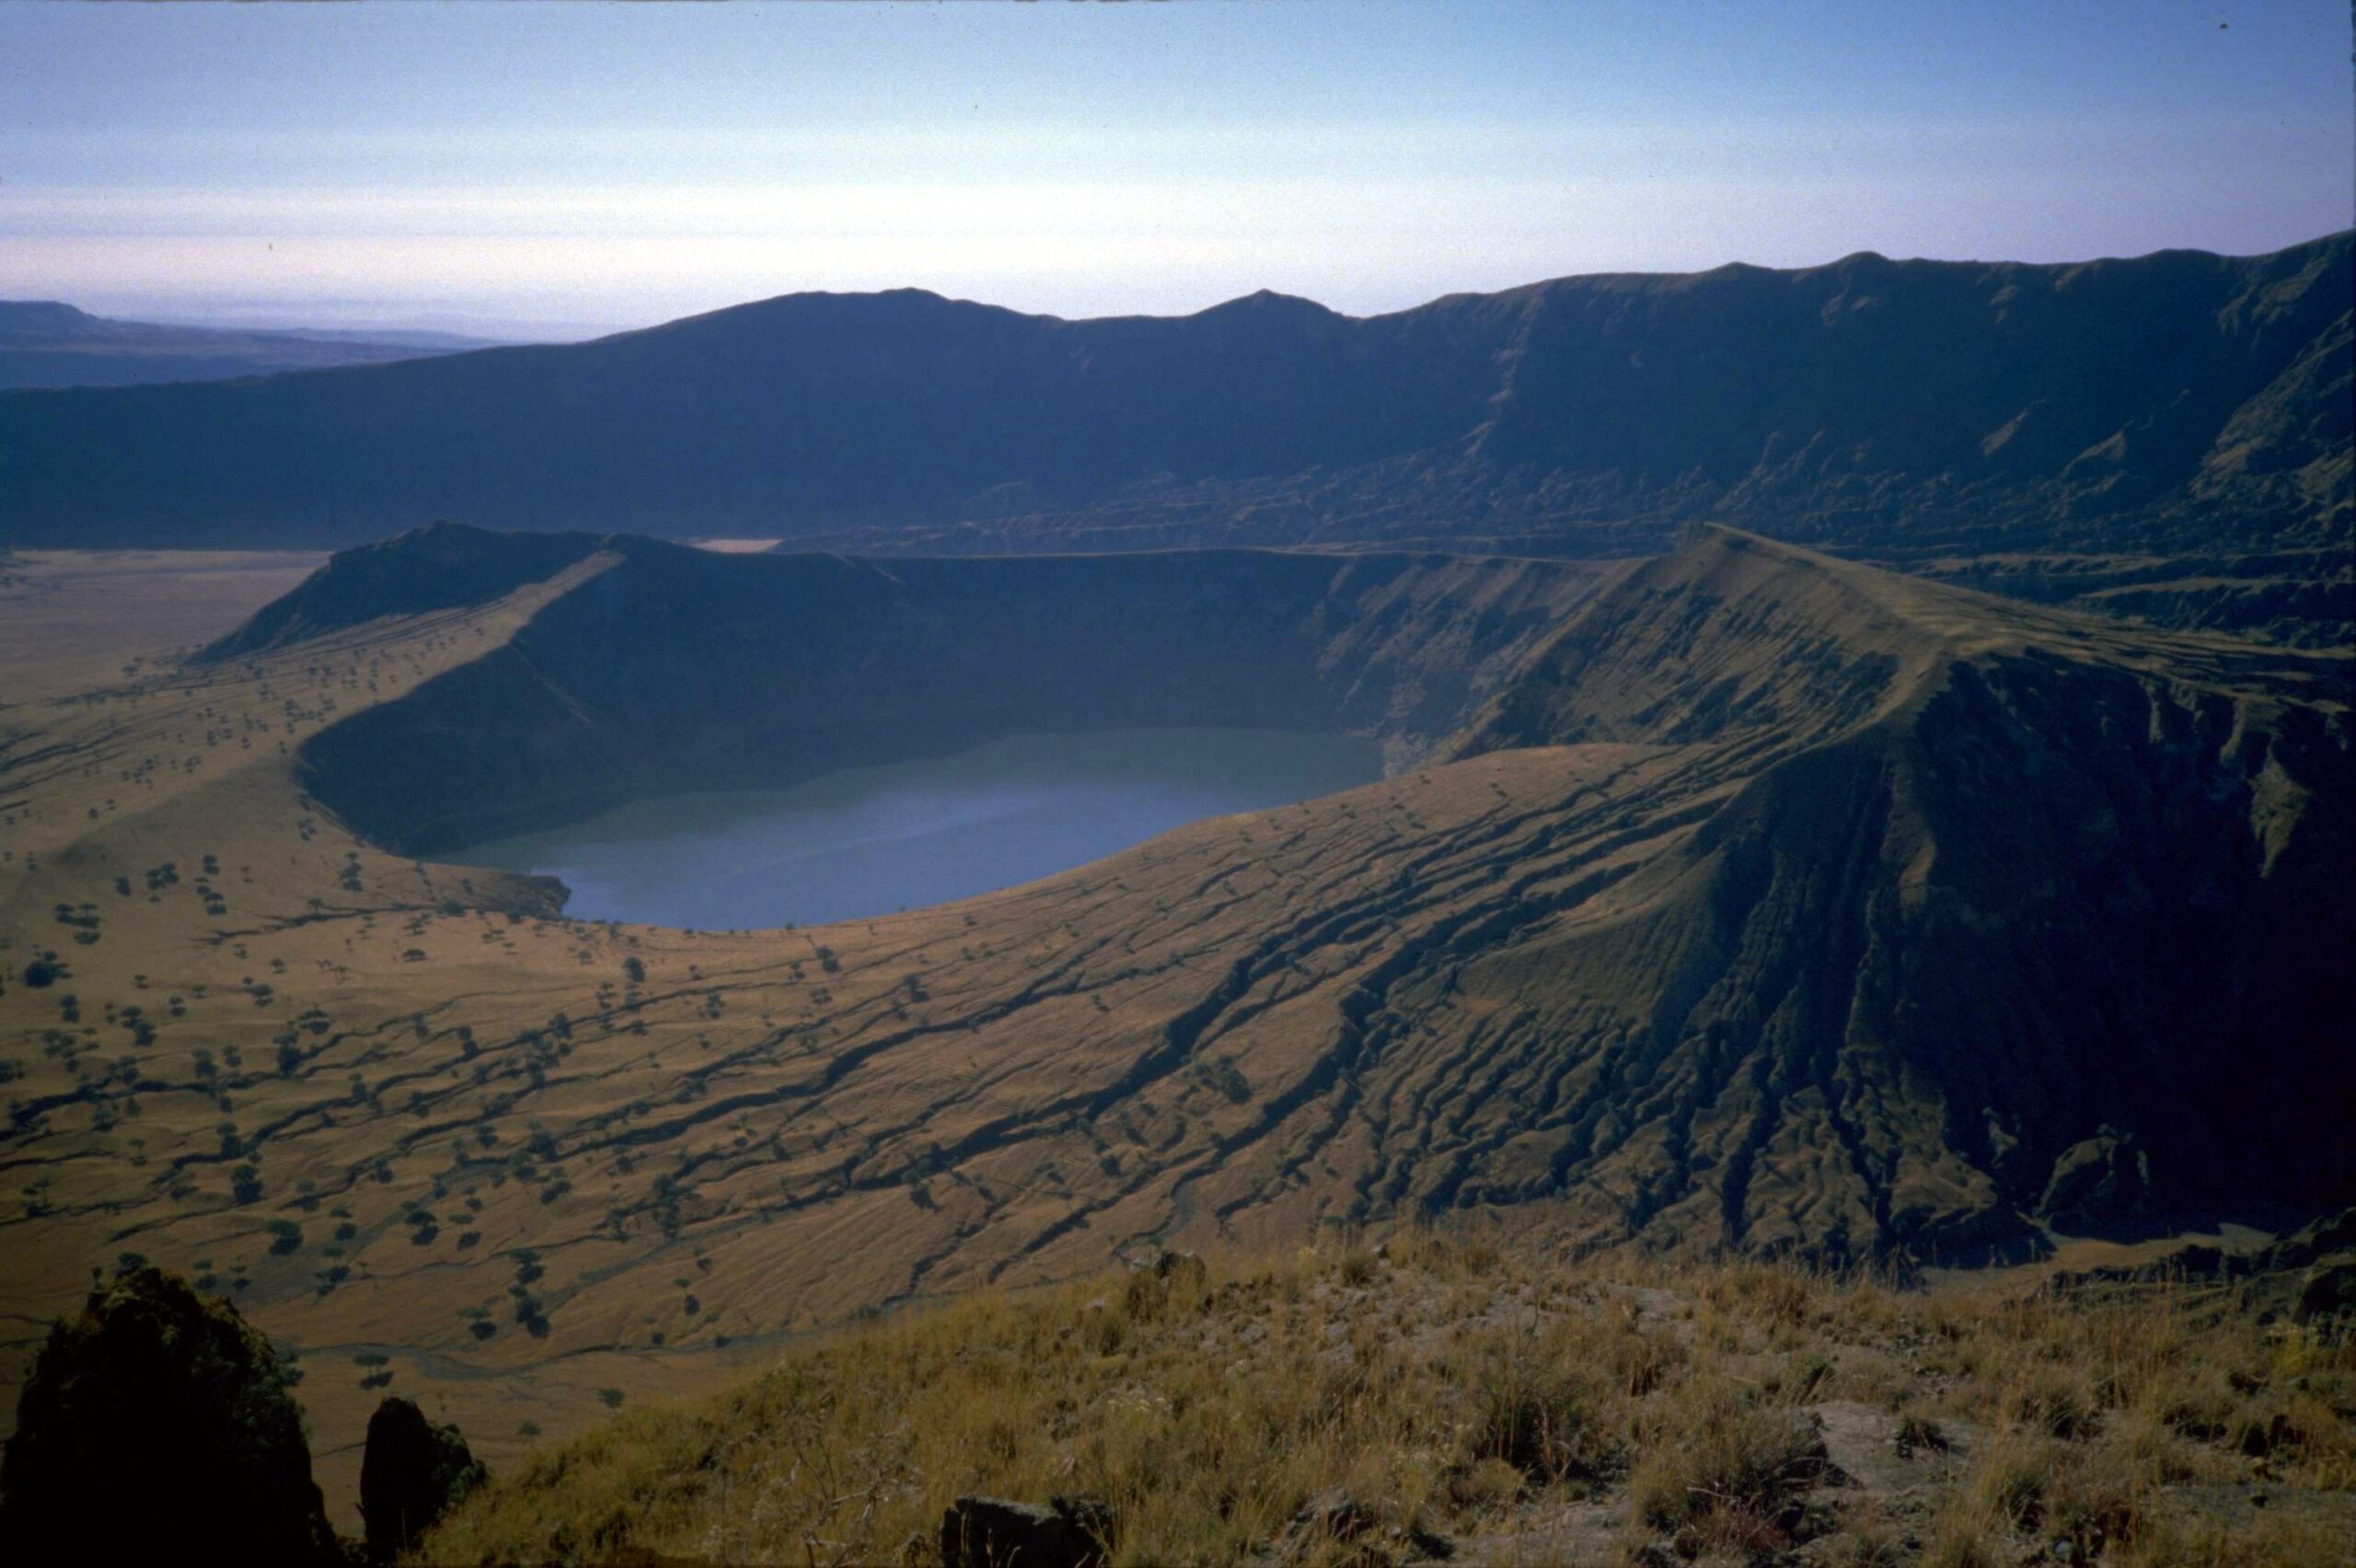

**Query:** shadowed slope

left=200, top=523, right=607, bottom=661
left=288, top=535, right=1617, bottom=852
left=2, top=237, right=2344, bottom=582
left=1434, top=533, right=2354, bottom=1248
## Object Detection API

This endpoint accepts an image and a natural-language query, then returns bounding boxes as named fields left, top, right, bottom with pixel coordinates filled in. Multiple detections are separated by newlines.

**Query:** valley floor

left=0, top=547, right=324, bottom=700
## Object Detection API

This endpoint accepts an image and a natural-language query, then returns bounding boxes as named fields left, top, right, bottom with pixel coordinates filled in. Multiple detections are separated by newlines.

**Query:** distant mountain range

left=2, top=236, right=2346, bottom=633
left=0, top=301, right=498, bottom=391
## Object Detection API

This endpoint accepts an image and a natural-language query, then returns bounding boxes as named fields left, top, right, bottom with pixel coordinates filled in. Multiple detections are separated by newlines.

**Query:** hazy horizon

left=4, top=1, right=2350, bottom=340
left=13, top=224, right=2355, bottom=350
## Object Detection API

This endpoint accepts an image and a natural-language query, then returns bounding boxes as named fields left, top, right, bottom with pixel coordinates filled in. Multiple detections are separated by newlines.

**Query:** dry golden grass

left=419, top=1238, right=2356, bottom=1566
left=0, top=546, right=1658, bottom=1524
left=0, top=548, right=323, bottom=699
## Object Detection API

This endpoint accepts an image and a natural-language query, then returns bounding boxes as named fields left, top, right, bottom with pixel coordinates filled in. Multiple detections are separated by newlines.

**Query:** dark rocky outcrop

left=1270, top=1488, right=1391, bottom=1562
left=0, top=1267, right=342, bottom=1566
left=2038, top=1131, right=2154, bottom=1233
left=1149, top=1250, right=1207, bottom=1290
left=2294, top=1260, right=2356, bottom=1324
left=360, top=1396, right=487, bottom=1563
left=939, top=1494, right=1114, bottom=1567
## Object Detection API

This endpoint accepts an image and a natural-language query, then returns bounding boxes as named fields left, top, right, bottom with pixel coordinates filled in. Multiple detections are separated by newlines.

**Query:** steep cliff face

left=1873, top=651, right=2352, bottom=1228
left=1422, top=533, right=2355, bottom=1251
left=1435, top=663, right=2350, bottom=1254
left=292, top=534, right=1613, bottom=852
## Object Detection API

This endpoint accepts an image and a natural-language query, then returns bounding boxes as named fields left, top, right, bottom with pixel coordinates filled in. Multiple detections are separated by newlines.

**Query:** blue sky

left=2, top=2, right=2348, bottom=339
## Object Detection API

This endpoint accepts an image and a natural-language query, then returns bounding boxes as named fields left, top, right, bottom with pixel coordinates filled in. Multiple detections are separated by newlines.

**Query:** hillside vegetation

left=419, top=1233, right=2356, bottom=1565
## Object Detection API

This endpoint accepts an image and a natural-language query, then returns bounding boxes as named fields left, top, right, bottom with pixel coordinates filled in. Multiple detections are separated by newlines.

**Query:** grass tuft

left=417, top=1239, right=2356, bottom=1566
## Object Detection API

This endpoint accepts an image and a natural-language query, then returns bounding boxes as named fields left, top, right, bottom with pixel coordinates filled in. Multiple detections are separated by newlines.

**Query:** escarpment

left=8, top=236, right=2346, bottom=565
left=1422, top=531, right=2356, bottom=1250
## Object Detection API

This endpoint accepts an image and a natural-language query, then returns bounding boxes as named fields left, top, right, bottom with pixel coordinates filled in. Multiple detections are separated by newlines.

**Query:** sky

left=2, top=2, right=2350, bottom=340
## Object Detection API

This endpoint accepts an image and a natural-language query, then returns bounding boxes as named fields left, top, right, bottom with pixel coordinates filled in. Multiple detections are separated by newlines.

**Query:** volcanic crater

left=1, top=520, right=2348, bottom=1512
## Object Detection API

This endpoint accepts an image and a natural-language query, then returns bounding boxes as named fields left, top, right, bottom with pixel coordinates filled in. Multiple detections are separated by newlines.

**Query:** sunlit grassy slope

left=420, top=1233, right=2356, bottom=1566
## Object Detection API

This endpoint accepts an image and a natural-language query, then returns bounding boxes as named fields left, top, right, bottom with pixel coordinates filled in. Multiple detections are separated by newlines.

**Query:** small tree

left=0, top=1268, right=341, bottom=1563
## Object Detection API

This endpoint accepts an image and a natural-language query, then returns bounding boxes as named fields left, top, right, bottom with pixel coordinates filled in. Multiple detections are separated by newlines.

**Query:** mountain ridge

left=0, top=299, right=491, bottom=390
left=4, top=237, right=2346, bottom=636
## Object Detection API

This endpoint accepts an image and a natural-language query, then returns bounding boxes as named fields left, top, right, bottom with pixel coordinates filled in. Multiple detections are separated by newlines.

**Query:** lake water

left=459, top=728, right=1383, bottom=929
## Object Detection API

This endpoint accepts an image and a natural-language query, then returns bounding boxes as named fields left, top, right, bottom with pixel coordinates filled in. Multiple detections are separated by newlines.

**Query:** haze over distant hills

left=0, top=300, right=497, bottom=391
left=3, top=236, right=2345, bottom=581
